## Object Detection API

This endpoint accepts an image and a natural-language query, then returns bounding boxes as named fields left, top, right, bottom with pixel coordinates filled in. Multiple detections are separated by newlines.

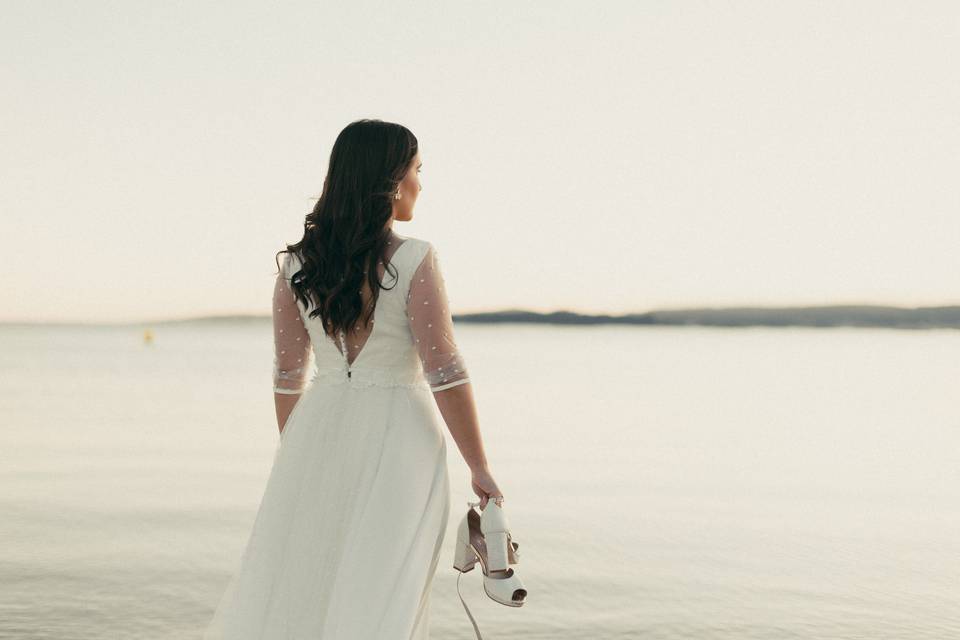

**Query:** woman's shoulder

left=393, top=234, right=434, bottom=261
left=394, top=233, right=431, bottom=247
left=278, top=248, right=304, bottom=278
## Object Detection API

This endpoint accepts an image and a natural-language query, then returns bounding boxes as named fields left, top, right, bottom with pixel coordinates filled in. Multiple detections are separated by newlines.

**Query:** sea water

left=1, top=322, right=957, bottom=639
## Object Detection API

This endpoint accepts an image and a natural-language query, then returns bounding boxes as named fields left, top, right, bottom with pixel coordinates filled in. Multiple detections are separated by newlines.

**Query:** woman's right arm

left=406, top=243, right=501, bottom=503
left=431, top=382, right=504, bottom=505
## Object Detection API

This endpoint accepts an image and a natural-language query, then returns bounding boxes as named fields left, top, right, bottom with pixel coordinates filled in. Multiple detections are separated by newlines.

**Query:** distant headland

left=453, top=305, right=960, bottom=329
left=103, top=304, right=960, bottom=329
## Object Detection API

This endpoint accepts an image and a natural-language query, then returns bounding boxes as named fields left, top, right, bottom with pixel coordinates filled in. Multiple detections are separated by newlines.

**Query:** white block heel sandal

left=452, top=498, right=526, bottom=639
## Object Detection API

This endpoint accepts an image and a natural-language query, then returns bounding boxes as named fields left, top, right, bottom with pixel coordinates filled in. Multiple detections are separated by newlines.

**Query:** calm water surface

left=1, top=322, right=958, bottom=639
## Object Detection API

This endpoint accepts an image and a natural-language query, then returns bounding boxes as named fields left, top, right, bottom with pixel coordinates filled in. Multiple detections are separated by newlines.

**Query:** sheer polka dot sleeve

left=272, top=253, right=313, bottom=395
left=406, top=242, right=471, bottom=392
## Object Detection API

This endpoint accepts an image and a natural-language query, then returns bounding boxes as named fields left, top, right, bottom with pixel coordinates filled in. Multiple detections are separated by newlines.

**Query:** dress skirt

left=202, top=379, right=451, bottom=639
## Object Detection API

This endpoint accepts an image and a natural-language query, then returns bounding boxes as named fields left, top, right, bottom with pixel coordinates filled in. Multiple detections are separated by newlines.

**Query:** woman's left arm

left=272, top=255, right=312, bottom=434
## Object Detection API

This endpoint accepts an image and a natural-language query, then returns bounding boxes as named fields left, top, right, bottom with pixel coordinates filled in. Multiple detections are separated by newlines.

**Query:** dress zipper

left=338, top=330, right=352, bottom=380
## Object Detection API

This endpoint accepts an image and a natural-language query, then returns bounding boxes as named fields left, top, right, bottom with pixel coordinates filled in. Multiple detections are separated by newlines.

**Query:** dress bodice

left=272, top=235, right=471, bottom=392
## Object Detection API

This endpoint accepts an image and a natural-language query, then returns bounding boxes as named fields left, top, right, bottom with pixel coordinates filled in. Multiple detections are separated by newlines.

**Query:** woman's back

left=273, top=233, right=471, bottom=392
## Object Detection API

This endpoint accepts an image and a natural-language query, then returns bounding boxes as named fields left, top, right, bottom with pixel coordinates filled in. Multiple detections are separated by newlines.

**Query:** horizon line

left=4, top=302, right=960, bottom=327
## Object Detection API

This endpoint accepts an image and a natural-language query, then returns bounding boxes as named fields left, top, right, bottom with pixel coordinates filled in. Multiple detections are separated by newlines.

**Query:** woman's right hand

left=470, top=466, right=503, bottom=508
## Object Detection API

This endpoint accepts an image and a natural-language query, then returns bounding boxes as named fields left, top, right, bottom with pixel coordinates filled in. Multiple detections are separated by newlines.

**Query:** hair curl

left=275, top=119, right=418, bottom=340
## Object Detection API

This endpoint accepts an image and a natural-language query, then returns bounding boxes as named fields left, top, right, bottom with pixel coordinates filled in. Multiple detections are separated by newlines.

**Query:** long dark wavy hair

left=275, top=119, right=418, bottom=340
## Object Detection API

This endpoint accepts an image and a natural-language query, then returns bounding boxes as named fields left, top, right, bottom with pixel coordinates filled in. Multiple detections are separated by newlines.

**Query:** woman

left=202, top=119, right=504, bottom=638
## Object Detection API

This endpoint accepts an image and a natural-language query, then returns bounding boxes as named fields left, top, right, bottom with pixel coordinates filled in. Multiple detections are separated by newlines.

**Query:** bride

left=202, top=118, right=506, bottom=638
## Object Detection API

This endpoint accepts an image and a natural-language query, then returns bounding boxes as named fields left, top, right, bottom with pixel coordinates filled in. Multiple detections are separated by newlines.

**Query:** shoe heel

left=452, top=536, right=478, bottom=572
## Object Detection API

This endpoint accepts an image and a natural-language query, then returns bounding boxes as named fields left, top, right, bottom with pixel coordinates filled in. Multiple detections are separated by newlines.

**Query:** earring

left=394, top=190, right=401, bottom=200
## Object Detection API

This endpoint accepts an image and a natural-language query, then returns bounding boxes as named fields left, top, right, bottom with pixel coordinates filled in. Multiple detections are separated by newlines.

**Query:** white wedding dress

left=203, top=234, right=470, bottom=639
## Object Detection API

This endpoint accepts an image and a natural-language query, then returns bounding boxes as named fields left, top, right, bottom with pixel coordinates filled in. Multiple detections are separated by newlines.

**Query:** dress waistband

left=310, top=365, right=429, bottom=389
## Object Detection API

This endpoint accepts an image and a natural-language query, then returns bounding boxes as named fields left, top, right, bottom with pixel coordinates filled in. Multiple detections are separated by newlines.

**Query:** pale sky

left=2, top=1, right=958, bottom=323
